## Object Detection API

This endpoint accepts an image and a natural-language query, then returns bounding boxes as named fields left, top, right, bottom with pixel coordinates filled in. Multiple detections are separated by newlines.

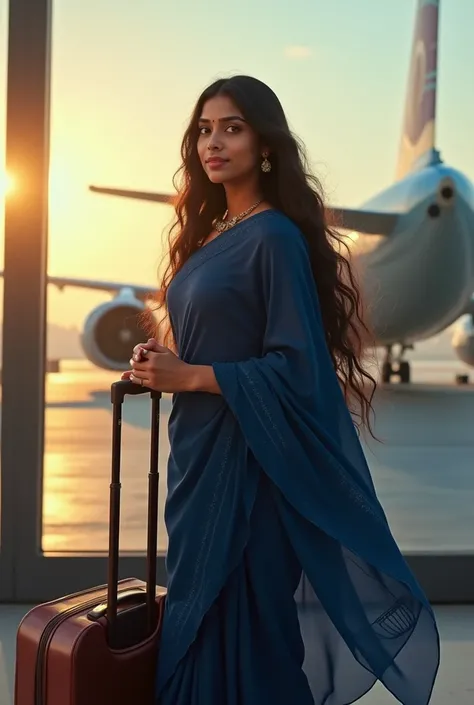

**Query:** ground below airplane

left=9, top=0, right=474, bottom=384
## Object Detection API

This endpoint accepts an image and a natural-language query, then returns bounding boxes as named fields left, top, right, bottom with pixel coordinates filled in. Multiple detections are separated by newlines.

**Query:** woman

left=123, top=75, right=440, bottom=704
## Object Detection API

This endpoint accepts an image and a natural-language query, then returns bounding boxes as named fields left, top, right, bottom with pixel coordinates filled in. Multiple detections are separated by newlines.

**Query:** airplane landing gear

left=382, top=344, right=412, bottom=384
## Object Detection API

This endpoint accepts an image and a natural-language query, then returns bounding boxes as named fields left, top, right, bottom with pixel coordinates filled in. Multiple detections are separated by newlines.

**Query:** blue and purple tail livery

left=396, top=0, right=439, bottom=179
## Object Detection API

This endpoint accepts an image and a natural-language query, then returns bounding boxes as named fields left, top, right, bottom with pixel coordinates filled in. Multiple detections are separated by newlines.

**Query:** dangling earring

left=261, top=152, right=271, bottom=173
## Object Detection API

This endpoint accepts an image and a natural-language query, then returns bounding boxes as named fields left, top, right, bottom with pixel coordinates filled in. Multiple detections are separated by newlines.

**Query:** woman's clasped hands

left=121, top=338, right=196, bottom=394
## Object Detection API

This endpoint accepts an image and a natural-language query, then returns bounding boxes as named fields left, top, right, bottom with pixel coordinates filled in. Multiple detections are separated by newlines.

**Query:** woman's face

left=197, top=95, right=261, bottom=185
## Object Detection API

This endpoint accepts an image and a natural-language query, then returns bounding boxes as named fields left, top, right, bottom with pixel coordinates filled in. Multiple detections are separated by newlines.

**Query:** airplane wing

left=89, top=185, right=400, bottom=236
left=89, top=185, right=174, bottom=204
left=327, top=207, right=400, bottom=236
left=0, top=271, right=155, bottom=302
left=1, top=189, right=398, bottom=305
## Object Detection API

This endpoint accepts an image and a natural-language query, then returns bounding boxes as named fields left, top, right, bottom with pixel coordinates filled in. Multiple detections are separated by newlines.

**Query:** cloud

left=284, top=45, right=313, bottom=60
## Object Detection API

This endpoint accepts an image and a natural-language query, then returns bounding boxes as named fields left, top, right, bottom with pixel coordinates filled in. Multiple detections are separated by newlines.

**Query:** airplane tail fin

left=396, top=0, right=440, bottom=180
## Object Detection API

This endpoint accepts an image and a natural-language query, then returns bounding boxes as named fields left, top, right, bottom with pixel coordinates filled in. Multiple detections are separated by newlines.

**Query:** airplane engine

left=81, top=288, right=149, bottom=370
left=451, top=315, right=474, bottom=367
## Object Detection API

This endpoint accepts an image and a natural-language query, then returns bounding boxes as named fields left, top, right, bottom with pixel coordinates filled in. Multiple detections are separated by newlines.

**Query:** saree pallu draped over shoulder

left=156, top=210, right=440, bottom=705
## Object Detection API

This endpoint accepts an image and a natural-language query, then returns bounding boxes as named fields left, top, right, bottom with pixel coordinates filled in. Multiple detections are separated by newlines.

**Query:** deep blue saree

left=156, top=210, right=440, bottom=704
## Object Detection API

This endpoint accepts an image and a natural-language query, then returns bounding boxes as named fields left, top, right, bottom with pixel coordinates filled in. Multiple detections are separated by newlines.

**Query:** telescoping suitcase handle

left=107, top=380, right=162, bottom=640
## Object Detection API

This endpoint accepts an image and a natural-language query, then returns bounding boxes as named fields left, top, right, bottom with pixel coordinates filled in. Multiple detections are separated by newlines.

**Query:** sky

left=0, top=0, right=474, bottom=329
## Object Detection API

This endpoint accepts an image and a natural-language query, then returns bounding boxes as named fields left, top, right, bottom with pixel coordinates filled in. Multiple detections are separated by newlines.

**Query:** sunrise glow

left=0, top=171, right=14, bottom=196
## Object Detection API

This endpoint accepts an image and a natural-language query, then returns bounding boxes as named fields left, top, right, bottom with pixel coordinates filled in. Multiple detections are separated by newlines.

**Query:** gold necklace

left=213, top=199, right=263, bottom=233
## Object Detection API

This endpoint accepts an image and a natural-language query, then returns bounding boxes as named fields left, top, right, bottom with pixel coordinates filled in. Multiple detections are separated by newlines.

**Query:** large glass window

left=38, top=0, right=474, bottom=572
left=43, top=1, right=172, bottom=555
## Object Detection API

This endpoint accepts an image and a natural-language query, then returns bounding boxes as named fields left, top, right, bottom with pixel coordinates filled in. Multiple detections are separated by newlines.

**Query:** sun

left=0, top=171, right=14, bottom=196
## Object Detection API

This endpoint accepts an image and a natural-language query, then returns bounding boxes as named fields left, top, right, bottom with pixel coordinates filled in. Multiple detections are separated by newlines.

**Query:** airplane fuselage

left=349, top=162, right=474, bottom=345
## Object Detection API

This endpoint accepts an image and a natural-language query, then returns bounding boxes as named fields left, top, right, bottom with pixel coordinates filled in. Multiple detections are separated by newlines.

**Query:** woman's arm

left=188, top=365, right=223, bottom=395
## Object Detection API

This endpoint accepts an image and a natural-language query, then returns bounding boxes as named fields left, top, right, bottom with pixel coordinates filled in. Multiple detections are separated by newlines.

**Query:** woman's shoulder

left=246, top=209, right=308, bottom=256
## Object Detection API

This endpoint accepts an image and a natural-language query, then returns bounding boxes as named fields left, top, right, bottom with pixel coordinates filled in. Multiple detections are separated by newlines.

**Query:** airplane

left=7, top=0, right=469, bottom=383
left=86, top=0, right=474, bottom=384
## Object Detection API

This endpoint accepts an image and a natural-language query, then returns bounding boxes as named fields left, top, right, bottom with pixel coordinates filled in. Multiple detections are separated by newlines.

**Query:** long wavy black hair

left=144, top=75, right=378, bottom=436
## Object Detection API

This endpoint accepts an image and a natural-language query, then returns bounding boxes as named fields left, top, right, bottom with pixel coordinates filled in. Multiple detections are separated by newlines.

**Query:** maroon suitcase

left=14, top=380, right=167, bottom=705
